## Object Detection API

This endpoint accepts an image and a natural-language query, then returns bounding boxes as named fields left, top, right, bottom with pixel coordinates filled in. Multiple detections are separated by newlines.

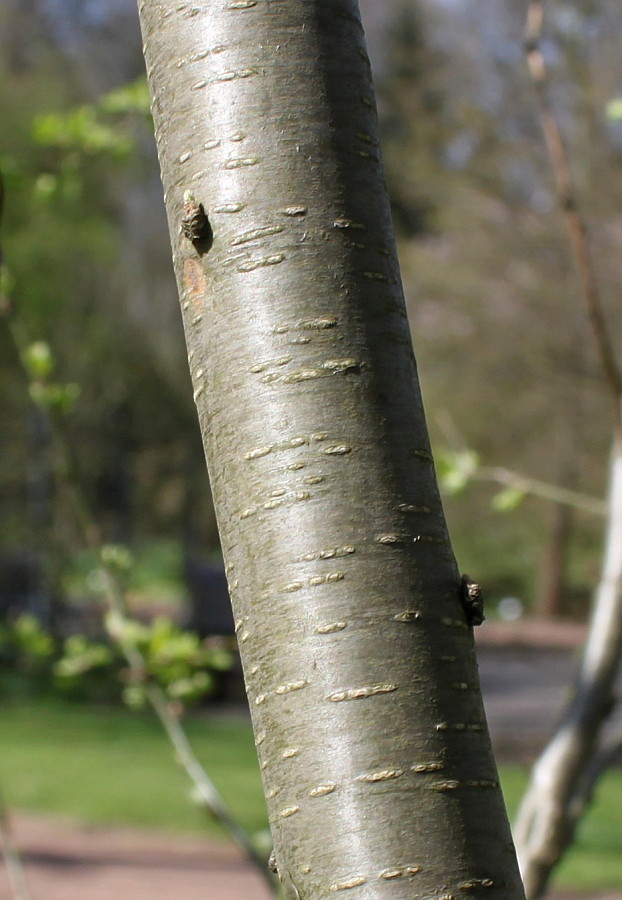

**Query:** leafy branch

left=437, top=447, right=606, bottom=517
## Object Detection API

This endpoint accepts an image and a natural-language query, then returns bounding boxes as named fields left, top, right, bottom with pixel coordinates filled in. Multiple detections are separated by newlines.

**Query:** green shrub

left=0, top=613, right=232, bottom=707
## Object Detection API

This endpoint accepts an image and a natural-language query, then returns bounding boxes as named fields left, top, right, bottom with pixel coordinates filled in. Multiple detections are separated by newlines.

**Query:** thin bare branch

left=475, top=465, right=607, bottom=516
left=54, top=453, right=275, bottom=891
left=436, top=412, right=606, bottom=516
left=104, top=579, right=276, bottom=893
left=143, top=682, right=274, bottom=886
left=525, top=0, right=622, bottom=422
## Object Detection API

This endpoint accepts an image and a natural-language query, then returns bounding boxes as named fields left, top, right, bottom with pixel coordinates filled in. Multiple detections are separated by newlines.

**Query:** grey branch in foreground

left=137, top=2, right=526, bottom=898
left=514, top=440, right=622, bottom=899
left=515, top=5, right=622, bottom=898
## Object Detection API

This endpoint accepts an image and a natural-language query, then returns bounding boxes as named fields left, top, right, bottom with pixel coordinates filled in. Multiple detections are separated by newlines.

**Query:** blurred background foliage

left=2, top=0, right=622, bottom=639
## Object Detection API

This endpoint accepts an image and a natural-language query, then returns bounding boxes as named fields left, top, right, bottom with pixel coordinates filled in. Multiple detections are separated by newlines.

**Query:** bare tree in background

left=515, top=5, right=622, bottom=897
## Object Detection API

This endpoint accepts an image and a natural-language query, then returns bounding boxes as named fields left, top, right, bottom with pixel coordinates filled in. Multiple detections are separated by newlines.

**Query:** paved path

left=475, top=620, right=622, bottom=760
left=3, top=813, right=621, bottom=900
left=2, top=815, right=273, bottom=900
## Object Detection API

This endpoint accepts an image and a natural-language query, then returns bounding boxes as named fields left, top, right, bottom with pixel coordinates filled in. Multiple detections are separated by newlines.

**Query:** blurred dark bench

left=183, top=558, right=246, bottom=702
left=183, top=557, right=235, bottom=637
left=0, top=554, right=57, bottom=627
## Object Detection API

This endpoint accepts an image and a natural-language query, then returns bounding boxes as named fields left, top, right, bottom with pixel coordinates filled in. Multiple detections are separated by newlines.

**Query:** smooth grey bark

left=514, top=437, right=622, bottom=899
left=137, top=2, right=525, bottom=898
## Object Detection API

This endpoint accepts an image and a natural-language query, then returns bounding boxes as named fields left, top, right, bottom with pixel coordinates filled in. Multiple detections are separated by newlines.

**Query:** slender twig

left=475, top=465, right=606, bottom=516
left=525, top=0, right=622, bottom=425
left=51, top=422, right=275, bottom=893
left=0, top=167, right=276, bottom=894
left=0, top=789, right=33, bottom=900
left=143, top=682, right=273, bottom=884
left=104, top=573, right=275, bottom=893
left=436, top=412, right=606, bottom=516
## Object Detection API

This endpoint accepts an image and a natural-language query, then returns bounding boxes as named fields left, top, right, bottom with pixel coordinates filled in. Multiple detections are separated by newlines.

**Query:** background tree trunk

left=137, top=2, right=525, bottom=898
left=514, top=436, right=622, bottom=899
left=535, top=503, right=571, bottom=618
left=514, top=8, right=622, bottom=895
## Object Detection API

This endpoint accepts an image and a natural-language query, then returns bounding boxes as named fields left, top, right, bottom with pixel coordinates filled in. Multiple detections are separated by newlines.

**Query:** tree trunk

left=137, top=3, right=525, bottom=898
left=534, top=412, right=579, bottom=620
left=535, top=501, right=572, bottom=619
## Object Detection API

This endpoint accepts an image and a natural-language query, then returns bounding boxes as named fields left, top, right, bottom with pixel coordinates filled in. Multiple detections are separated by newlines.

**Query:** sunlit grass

left=1, top=697, right=267, bottom=837
left=2, top=698, right=622, bottom=892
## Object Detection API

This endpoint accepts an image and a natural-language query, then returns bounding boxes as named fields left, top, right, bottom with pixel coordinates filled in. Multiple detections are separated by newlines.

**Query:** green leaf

left=167, top=671, right=213, bottom=703
left=56, top=382, right=81, bottom=413
left=22, top=341, right=55, bottom=379
left=33, top=173, right=59, bottom=202
left=606, top=98, right=622, bottom=121
left=28, top=381, right=55, bottom=408
left=207, top=647, right=234, bottom=671
left=491, top=486, right=525, bottom=512
left=437, top=449, right=479, bottom=495
left=11, top=614, right=54, bottom=659
left=100, top=544, right=134, bottom=572
left=104, top=610, right=150, bottom=646
left=122, top=684, right=147, bottom=709
left=99, top=78, right=151, bottom=116
left=0, top=264, right=15, bottom=297
left=28, top=380, right=80, bottom=413
left=55, top=636, right=113, bottom=677
left=33, top=106, right=133, bottom=157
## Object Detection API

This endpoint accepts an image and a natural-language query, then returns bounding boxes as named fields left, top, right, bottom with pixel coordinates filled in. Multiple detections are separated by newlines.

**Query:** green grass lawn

left=1, top=697, right=268, bottom=838
left=2, top=697, right=622, bottom=892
